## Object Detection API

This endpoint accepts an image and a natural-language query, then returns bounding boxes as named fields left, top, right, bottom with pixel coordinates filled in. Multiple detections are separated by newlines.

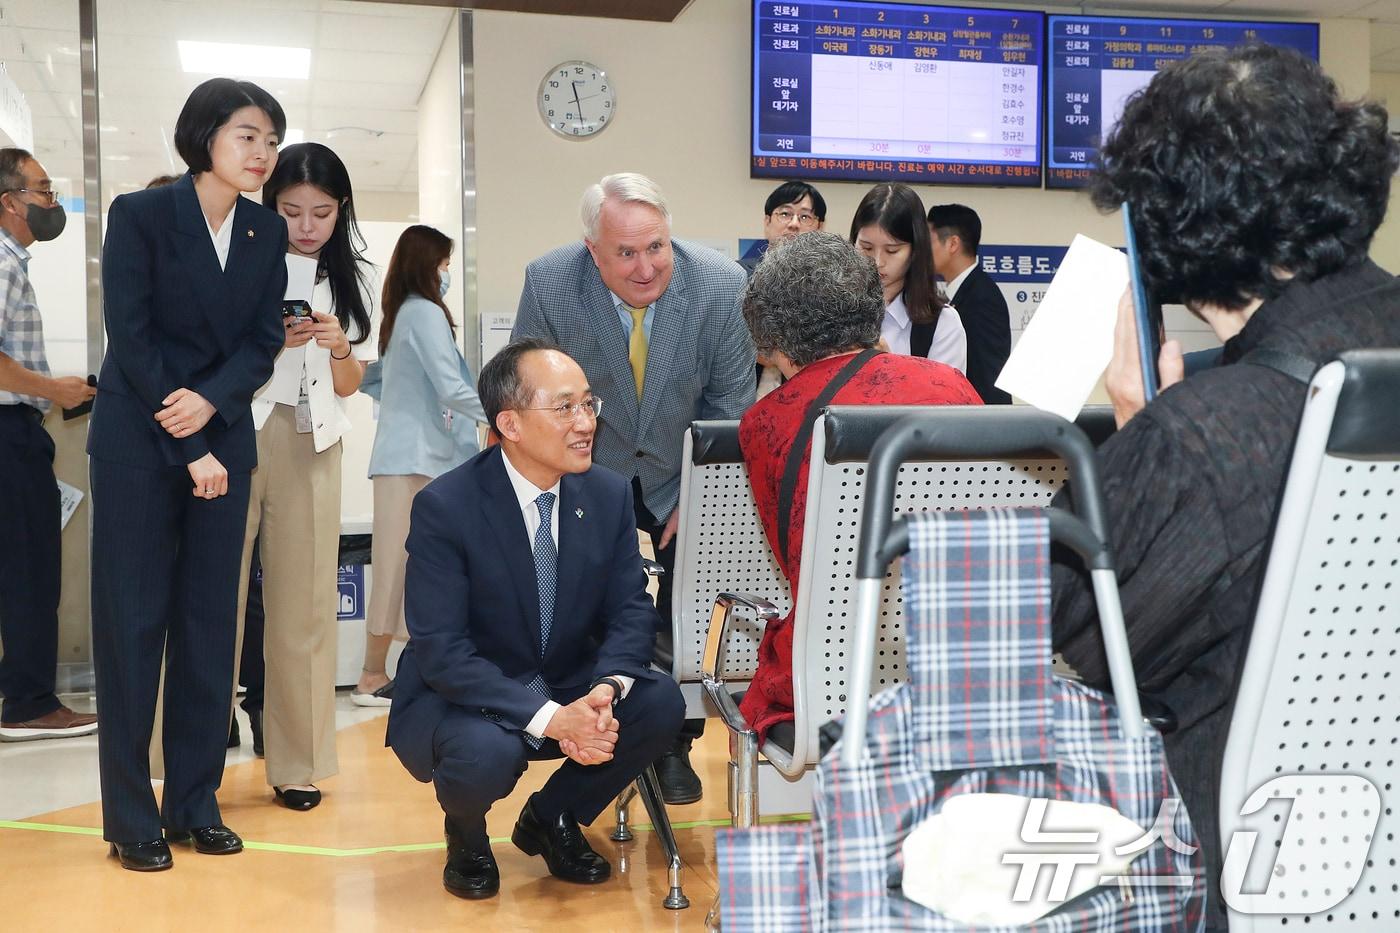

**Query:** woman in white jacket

left=240, top=142, right=376, bottom=812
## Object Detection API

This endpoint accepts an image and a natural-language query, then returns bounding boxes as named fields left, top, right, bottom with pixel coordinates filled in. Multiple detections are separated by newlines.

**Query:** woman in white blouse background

left=239, top=142, right=377, bottom=812
left=850, top=183, right=968, bottom=373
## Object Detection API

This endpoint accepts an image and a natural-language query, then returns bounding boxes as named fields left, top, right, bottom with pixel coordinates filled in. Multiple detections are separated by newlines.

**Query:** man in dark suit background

left=738, top=180, right=827, bottom=277
left=928, top=204, right=1012, bottom=404
left=387, top=338, right=684, bottom=900
left=512, top=173, right=755, bottom=802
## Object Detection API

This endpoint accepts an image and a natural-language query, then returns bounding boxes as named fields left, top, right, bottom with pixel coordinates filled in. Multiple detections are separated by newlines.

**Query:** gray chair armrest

left=700, top=593, right=779, bottom=735
left=701, top=592, right=779, bottom=681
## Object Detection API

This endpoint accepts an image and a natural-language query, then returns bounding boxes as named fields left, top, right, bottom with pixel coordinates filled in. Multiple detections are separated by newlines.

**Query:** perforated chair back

left=671, top=422, right=791, bottom=684
left=1219, top=350, right=1400, bottom=931
left=778, top=405, right=1117, bottom=776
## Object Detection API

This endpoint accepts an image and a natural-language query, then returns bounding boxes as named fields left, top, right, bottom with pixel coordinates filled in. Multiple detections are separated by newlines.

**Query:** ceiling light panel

left=177, top=40, right=311, bottom=80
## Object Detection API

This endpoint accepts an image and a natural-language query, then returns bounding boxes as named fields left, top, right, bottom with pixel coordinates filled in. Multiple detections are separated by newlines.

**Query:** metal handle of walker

left=843, top=408, right=1146, bottom=768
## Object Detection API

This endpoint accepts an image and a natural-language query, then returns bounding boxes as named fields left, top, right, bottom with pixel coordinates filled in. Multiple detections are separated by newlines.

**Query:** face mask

left=439, top=269, right=451, bottom=297
left=23, top=202, right=66, bottom=242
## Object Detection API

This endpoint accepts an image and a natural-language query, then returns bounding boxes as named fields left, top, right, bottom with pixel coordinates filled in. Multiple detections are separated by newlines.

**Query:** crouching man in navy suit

left=387, top=337, right=685, bottom=899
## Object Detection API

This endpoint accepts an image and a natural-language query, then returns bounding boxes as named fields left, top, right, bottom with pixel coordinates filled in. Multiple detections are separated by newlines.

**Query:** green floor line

left=0, top=812, right=811, bottom=857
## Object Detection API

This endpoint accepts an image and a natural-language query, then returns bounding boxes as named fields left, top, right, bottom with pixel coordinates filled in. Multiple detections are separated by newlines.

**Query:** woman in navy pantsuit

left=89, top=78, right=288, bottom=871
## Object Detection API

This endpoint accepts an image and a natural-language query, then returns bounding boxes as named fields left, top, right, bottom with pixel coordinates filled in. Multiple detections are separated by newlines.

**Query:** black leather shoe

left=227, top=717, right=240, bottom=749
left=274, top=786, right=321, bottom=811
left=166, top=825, right=243, bottom=854
left=444, top=816, right=499, bottom=899
left=109, top=839, right=173, bottom=872
left=511, top=797, right=610, bottom=884
left=654, top=738, right=703, bottom=805
left=248, top=709, right=264, bottom=757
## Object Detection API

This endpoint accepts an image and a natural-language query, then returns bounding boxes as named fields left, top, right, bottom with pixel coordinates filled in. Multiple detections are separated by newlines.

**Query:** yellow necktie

left=627, top=305, right=648, bottom=399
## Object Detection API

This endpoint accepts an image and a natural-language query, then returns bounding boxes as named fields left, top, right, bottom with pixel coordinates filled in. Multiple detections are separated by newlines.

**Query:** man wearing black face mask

left=0, top=147, right=98, bottom=742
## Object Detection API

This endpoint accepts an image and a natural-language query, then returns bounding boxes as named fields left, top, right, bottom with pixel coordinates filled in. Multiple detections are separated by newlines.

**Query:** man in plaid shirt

left=0, top=147, right=98, bottom=742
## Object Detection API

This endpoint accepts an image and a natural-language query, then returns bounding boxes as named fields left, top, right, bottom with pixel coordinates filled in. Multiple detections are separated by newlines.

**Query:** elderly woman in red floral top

left=737, top=231, right=981, bottom=744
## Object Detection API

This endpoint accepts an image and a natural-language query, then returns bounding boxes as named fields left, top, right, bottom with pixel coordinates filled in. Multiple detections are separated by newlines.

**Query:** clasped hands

left=153, top=388, right=226, bottom=500
left=544, top=684, right=621, bottom=766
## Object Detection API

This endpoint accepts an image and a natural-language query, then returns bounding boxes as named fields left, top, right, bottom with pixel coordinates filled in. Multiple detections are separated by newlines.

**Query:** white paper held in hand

left=994, top=234, right=1128, bottom=421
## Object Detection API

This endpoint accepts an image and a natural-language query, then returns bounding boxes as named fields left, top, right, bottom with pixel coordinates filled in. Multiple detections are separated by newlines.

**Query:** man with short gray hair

left=513, top=172, right=755, bottom=802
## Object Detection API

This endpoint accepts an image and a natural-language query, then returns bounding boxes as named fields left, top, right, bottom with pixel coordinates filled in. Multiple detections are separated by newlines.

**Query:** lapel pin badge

left=246, top=229, right=255, bottom=238
left=575, top=508, right=584, bottom=519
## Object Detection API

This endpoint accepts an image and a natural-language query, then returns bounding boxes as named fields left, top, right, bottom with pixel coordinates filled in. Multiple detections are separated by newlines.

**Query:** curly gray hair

left=741, top=231, right=883, bottom=367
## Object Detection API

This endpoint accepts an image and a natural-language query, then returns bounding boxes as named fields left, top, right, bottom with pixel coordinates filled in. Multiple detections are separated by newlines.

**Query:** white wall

left=1368, top=71, right=1400, bottom=271
left=473, top=1, right=1381, bottom=326
left=417, top=12, right=473, bottom=362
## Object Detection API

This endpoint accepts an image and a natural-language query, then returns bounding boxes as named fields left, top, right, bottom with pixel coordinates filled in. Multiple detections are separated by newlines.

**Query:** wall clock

left=538, top=60, right=615, bottom=139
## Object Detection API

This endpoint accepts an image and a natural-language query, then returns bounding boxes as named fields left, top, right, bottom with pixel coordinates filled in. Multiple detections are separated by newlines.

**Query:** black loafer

left=654, top=738, right=703, bottom=805
left=166, top=824, right=243, bottom=854
left=274, top=786, right=321, bottom=811
left=444, top=816, right=499, bottom=899
left=109, top=839, right=173, bottom=872
left=511, top=796, right=610, bottom=884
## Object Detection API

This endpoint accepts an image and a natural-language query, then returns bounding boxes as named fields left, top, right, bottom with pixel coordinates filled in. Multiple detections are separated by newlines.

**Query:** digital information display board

left=1046, top=16, right=1318, bottom=188
left=753, top=1, right=1045, bottom=186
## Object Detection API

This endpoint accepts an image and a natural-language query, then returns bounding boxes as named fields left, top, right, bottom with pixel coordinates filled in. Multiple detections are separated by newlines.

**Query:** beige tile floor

left=0, top=696, right=761, bottom=932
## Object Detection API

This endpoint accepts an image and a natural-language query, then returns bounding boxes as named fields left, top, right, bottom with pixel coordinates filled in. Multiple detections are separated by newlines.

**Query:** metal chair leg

left=610, top=784, right=637, bottom=841
left=636, top=765, right=690, bottom=910
left=731, top=726, right=759, bottom=828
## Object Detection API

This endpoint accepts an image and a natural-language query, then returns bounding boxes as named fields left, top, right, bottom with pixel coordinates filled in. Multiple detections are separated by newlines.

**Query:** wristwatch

left=590, top=676, right=626, bottom=706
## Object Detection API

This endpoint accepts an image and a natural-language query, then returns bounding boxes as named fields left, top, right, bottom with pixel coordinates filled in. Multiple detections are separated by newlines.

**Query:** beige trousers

left=148, top=409, right=343, bottom=783
left=362, top=474, right=431, bottom=641
left=231, top=405, right=343, bottom=787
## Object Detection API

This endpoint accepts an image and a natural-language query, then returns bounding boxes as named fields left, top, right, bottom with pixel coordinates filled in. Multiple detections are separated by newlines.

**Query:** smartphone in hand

left=1122, top=201, right=1162, bottom=402
left=281, top=299, right=314, bottom=323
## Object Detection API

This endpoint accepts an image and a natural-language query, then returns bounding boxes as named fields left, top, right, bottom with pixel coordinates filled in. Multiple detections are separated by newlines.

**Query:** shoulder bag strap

left=776, top=348, right=883, bottom=562
left=1242, top=348, right=1317, bottom=385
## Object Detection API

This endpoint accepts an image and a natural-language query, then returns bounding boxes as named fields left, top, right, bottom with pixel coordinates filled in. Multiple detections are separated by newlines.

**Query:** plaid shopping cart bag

left=718, top=508, right=1205, bottom=932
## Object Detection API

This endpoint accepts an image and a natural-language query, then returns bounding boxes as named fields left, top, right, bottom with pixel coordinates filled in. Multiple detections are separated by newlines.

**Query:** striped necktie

left=627, top=305, right=648, bottom=399
left=523, top=491, right=556, bottom=749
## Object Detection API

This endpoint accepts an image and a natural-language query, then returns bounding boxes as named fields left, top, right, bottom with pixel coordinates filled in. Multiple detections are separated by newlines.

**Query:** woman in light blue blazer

left=356, top=225, right=485, bottom=699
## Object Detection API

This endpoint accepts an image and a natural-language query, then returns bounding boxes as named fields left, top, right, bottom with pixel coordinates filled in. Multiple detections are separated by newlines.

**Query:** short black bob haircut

left=927, top=203, right=982, bottom=255
left=478, top=336, right=566, bottom=435
left=174, top=78, right=287, bottom=174
left=763, top=181, right=827, bottom=222
left=1091, top=44, right=1398, bottom=311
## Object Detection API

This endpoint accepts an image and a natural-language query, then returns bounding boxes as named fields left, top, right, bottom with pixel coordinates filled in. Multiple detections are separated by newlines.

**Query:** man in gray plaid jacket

left=513, top=172, right=756, bottom=802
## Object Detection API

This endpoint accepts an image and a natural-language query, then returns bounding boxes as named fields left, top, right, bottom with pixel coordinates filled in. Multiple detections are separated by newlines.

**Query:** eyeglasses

left=771, top=208, right=819, bottom=227
left=522, top=396, right=603, bottom=424
left=2, top=189, right=58, bottom=206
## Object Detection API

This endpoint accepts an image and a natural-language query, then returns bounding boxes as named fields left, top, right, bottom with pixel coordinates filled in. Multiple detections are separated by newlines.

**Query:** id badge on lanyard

left=295, top=370, right=313, bottom=434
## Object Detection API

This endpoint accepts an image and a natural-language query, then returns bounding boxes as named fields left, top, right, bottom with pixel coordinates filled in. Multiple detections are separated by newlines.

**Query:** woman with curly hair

left=1050, top=45, right=1400, bottom=929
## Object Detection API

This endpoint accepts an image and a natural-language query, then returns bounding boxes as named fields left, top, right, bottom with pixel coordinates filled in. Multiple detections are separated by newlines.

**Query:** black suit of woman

left=88, top=173, right=285, bottom=843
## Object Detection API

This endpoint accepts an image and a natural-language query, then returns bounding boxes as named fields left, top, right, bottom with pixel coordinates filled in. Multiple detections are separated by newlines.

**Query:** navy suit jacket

left=952, top=264, right=1012, bottom=404
left=89, top=173, right=287, bottom=470
left=387, top=446, right=660, bottom=783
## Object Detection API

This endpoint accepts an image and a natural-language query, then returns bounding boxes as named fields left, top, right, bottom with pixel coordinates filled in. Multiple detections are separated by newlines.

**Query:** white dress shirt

left=206, top=209, right=234, bottom=271
left=881, top=292, right=969, bottom=372
left=945, top=261, right=976, bottom=302
left=500, top=449, right=634, bottom=738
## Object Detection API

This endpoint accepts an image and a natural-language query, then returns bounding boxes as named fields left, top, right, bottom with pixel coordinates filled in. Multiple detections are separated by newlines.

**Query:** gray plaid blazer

left=512, top=238, right=756, bottom=517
